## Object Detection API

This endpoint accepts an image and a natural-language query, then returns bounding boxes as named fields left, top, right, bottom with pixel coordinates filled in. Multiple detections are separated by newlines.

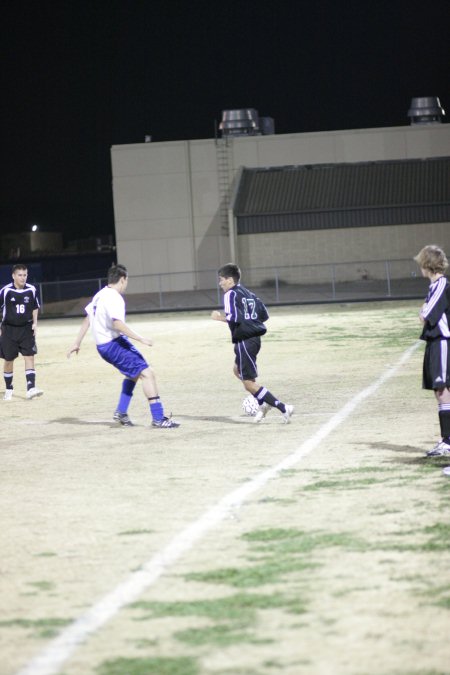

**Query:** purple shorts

left=97, top=335, right=148, bottom=379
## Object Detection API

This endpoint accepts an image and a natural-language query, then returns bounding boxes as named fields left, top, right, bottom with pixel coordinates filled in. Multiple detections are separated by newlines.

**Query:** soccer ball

left=242, top=394, right=259, bottom=417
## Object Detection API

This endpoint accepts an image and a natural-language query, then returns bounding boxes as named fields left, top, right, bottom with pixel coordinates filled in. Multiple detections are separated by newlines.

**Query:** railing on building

left=38, top=258, right=426, bottom=317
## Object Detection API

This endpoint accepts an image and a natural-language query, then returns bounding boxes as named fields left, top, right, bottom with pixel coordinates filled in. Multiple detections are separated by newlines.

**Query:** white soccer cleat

left=26, top=387, right=44, bottom=400
left=152, top=415, right=180, bottom=428
left=254, top=402, right=271, bottom=423
left=426, top=440, right=450, bottom=457
left=282, top=404, right=294, bottom=424
left=426, top=440, right=443, bottom=456
left=3, top=389, right=13, bottom=401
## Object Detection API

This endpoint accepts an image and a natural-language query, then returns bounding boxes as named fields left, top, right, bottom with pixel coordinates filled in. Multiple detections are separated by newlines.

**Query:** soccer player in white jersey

left=211, top=263, right=294, bottom=423
left=0, top=263, right=43, bottom=400
left=415, top=245, right=450, bottom=475
left=67, top=263, right=179, bottom=428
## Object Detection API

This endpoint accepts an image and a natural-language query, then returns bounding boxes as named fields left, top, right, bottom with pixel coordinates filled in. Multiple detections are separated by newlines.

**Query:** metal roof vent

left=407, top=96, right=445, bottom=124
left=259, top=116, right=275, bottom=135
left=219, top=109, right=260, bottom=136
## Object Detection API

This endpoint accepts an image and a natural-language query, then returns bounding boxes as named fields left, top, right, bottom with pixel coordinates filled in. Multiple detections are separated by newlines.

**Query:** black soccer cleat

left=113, top=411, right=134, bottom=426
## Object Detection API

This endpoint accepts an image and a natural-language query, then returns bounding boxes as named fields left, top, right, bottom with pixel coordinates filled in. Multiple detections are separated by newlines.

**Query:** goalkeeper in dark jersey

left=211, top=263, right=294, bottom=423
left=414, top=245, right=450, bottom=474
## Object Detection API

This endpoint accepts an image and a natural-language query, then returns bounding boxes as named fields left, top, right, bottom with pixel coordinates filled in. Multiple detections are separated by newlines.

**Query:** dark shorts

left=97, top=335, right=149, bottom=379
left=0, top=323, right=37, bottom=360
left=234, top=336, right=261, bottom=380
left=423, top=339, right=450, bottom=390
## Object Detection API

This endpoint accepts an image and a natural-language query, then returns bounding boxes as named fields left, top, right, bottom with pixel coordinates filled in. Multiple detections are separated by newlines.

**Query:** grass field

left=1, top=301, right=450, bottom=675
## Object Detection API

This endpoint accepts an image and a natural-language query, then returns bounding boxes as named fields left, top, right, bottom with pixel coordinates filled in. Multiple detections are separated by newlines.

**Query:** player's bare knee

left=437, top=387, right=450, bottom=404
left=140, top=366, right=155, bottom=380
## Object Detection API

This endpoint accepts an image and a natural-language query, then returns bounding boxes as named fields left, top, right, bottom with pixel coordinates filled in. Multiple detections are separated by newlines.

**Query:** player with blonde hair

left=414, top=245, right=450, bottom=475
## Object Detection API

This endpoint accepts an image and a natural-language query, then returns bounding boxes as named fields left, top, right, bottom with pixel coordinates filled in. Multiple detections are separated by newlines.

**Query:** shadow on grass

left=171, top=414, right=251, bottom=424
left=368, top=442, right=425, bottom=454
left=366, top=442, right=450, bottom=468
left=51, top=417, right=120, bottom=427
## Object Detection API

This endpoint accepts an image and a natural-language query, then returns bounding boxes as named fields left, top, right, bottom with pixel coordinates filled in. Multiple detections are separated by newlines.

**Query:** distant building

left=110, top=106, right=450, bottom=292
left=0, top=231, right=63, bottom=259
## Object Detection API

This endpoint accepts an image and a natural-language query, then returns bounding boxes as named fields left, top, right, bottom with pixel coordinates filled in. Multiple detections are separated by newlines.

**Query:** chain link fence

left=38, top=258, right=426, bottom=317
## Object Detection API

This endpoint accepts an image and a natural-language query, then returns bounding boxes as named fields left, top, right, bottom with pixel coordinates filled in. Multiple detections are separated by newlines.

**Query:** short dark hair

left=107, top=263, right=128, bottom=284
left=12, top=264, right=27, bottom=273
left=218, top=263, right=240, bottom=283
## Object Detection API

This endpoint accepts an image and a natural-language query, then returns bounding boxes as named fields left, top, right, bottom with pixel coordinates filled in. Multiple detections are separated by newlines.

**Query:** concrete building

left=111, top=112, right=450, bottom=294
left=0, top=231, right=63, bottom=259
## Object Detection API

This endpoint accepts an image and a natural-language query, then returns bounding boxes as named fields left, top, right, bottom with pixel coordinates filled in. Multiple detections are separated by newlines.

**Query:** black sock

left=4, top=373, right=13, bottom=390
left=438, top=406, right=450, bottom=439
left=255, top=386, right=286, bottom=413
left=25, top=369, right=36, bottom=390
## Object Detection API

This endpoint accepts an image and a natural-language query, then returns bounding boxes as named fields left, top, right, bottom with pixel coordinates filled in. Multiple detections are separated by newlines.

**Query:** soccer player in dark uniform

left=0, top=264, right=43, bottom=400
left=211, top=263, right=294, bottom=423
left=414, top=245, right=450, bottom=474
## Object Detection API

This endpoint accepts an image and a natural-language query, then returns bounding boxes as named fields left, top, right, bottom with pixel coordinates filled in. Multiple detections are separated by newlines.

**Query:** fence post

left=217, top=278, right=221, bottom=306
left=39, top=283, right=44, bottom=314
left=385, top=260, right=392, bottom=297
left=158, top=274, right=163, bottom=309
left=331, top=264, right=336, bottom=300
left=274, top=268, right=279, bottom=302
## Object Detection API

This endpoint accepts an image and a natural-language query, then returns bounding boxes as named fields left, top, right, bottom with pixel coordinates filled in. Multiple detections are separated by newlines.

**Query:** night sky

left=2, top=0, right=449, bottom=243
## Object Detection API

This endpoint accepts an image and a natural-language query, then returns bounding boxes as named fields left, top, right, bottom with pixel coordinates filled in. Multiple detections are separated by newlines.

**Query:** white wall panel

left=111, top=142, right=187, bottom=176
left=194, top=234, right=226, bottom=270
left=335, top=130, right=391, bottom=162
left=114, top=217, right=192, bottom=241
left=116, top=240, right=145, bottom=276
left=406, top=126, right=450, bottom=157
left=113, top=174, right=189, bottom=221
left=190, top=172, right=220, bottom=219
left=232, top=139, right=259, bottom=168
left=138, top=238, right=169, bottom=275
left=189, top=140, right=218, bottom=170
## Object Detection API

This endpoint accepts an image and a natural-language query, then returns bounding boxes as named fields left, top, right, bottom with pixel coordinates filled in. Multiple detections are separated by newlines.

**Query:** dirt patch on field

left=1, top=304, right=449, bottom=675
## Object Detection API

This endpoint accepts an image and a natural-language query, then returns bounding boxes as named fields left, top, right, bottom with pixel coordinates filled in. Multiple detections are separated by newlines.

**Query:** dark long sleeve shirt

left=223, top=283, right=269, bottom=343
left=420, top=276, right=450, bottom=340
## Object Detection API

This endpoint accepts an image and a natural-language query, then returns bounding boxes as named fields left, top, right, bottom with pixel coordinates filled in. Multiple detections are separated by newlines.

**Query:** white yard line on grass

left=17, top=341, right=421, bottom=675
